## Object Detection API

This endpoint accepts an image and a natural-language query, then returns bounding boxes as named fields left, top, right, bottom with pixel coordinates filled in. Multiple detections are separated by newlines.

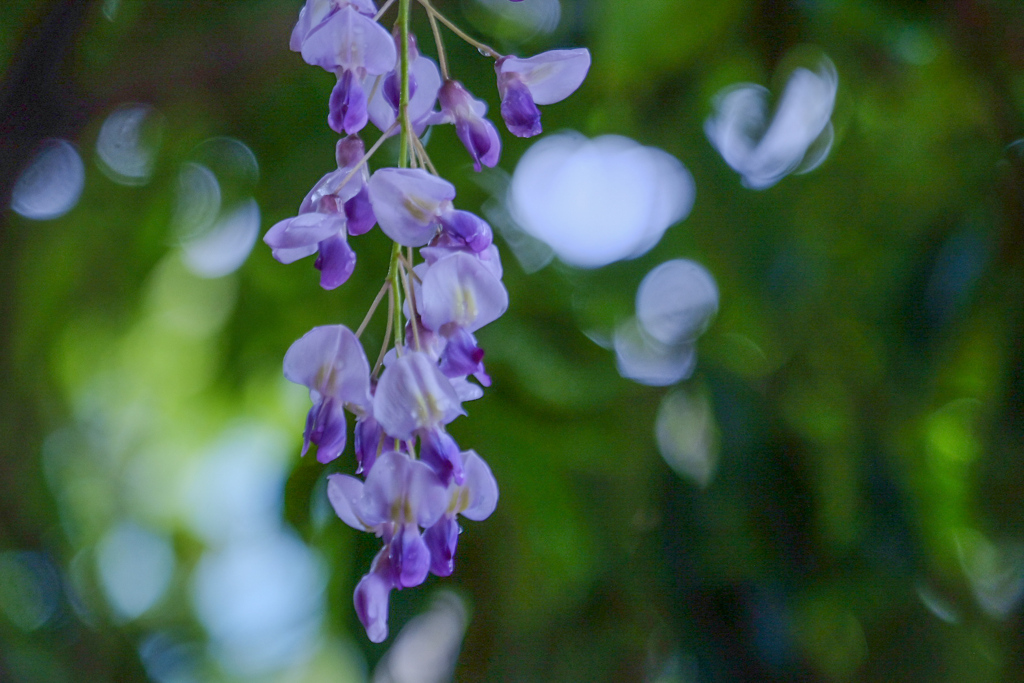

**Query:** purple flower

left=495, top=48, right=591, bottom=137
left=424, top=450, right=498, bottom=576
left=422, top=242, right=503, bottom=281
left=417, top=251, right=507, bottom=388
left=300, top=6, right=395, bottom=75
left=373, top=351, right=468, bottom=483
left=289, top=0, right=378, bottom=52
left=437, top=207, right=493, bottom=253
left=353, top=559, right=393, bottom=643
left=264, top=136, right=374, bottom=288
left=367, top=168, right=455, bottom=246
left=298, top=6, right=396, bottom=134
left=328, top=450, right=448, bottom=587
left=328, top=70, right=370, bottom=134
left=336, top=447, right=451, bottom=644
left=419, top=251, right=509, bottom=336
left=373, top=352, right=464, bottom=439
left=366, top=48, right=443, bottom=137
left=353, top=415, right=382, bottom=474
left=284, top=325, right=372, bottom=463
left=437, top=80, right=501, bottom=171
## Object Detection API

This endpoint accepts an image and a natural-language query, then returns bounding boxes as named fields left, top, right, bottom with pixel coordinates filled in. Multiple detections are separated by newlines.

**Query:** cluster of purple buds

left=267, top=0, right=589, bottom=642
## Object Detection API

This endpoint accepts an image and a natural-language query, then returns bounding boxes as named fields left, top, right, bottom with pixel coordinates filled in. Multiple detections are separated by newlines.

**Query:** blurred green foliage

left=2, top=0, right=1024, bottom=681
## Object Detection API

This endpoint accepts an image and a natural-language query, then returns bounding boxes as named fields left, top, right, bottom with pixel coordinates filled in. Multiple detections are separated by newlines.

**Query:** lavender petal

left=424, top=517, right=459, bottom=577
left=373, top=351, right=464, bottom=439
left=354, top=568, right=393, bottom=643
left=419, top=251, right=509, bottom=334
left=328, top=70, right=369, bottom=135
left=368, top=168, right=455, bottom=246
left=497, top=48, right=591, bottom=105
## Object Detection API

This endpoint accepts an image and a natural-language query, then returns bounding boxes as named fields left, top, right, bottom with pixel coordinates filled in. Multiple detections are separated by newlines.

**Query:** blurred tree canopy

left=2, top=0, right=1024, bottom=681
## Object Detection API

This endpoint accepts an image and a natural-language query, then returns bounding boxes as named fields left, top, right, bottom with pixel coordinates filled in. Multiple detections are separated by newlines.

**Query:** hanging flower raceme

left=269, top=0, right=590, bottom=642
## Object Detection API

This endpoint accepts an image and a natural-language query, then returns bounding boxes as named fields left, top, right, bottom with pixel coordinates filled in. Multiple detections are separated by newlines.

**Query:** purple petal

left=290, top=5, right=314, bottom=52
left=383, top=69, right=417, bottom=112
left=408, top=56, right=442, bottom=127
left=449, top=376, right=484, bottom=402
left=459, top=450, right=498, bottom=521
left=421, top=242, right=503, bottom=280
left=419, top=251, right=509, bottom=334
left=354, top=568, right=393, bottom=643
left=354, top=416, right=381, bottom=474
left=283, top=324, right=373, bottom=409
left=439, top=208, right=493, bottom=252
left=344, top=184, right=376, bottom=235
left=390, top=524, right=430, bottom=588
left=372, top=351, right=464, bottom=439
left=424, top=517, right=459, bottom=577
left=367, top=168, right=455, bottom=247
left=329, top=70, right=369, bottom=135
left=327, top=473, right=372, bottom=530
left=315, top=234, right=357, bottom=289
left=498, top=78, right=542, bottom=138
left=456, top=116, right=502, bottom=171
left=419, top=427, right=464, bottom=486
left=438, top=80, right=501, bottom=170
left=358, top=450, right=407, bottom=526
left=269, top=244, right=320, bottom=264
left=438, top=327, right=485, bottom=380
left=366, top=55, right=442, bottom=136
left=300, top=167, right=363, bottom=214
left=305, top=396, right=347, bottom=462
left=336, top=133, right=366, bottom=168
left=291, top=0, right=381, bottom=52
left=497, top=48, right=591, bottom=105
left=301, top=6, right=396, bottom=74
left=360, top=450, right=447, bottom=526
left=407, top=454, right=449, bottom=526
left=264, top=213, right=345, bottom=259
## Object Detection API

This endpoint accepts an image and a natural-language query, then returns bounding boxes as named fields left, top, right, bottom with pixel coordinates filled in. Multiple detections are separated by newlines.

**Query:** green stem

left=427, top=7, right=449, bottom=79
left=387, top=242, right=404, bottom=356
left=398, top=0, right=412, bottom=169
left=389, top=0, right=412, bottom=356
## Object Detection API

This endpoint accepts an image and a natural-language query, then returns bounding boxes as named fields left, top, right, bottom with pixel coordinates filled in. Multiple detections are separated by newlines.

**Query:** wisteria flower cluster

left=266, top=0, right=589, bottom=642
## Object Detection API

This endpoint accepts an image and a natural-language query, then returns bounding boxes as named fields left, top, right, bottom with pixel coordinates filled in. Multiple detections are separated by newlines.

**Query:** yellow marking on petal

left=456, top=486, right=471, bottom=513
left=446, top=489, right=460, bottom=515
left=402, top=195, right=437, bottom=224
left=412, top=387, right=443, bottom=426
left=453, top=285, right=477, bottom=327
left=316, top=363, right=338, bottom=394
